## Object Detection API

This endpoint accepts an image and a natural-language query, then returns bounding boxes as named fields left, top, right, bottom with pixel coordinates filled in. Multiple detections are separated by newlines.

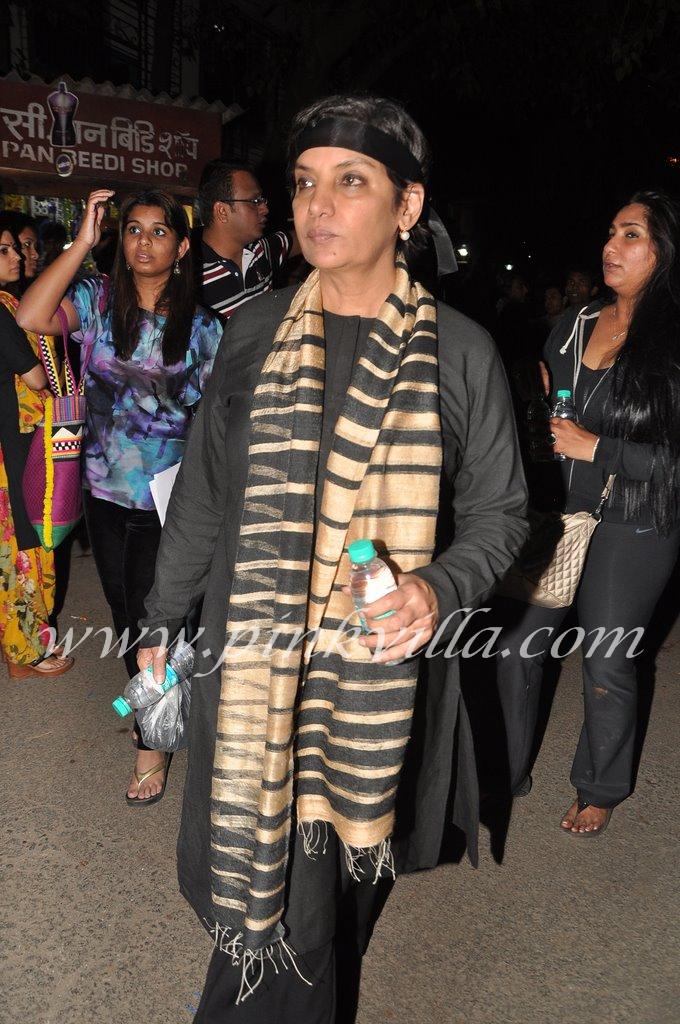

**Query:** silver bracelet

left=591, top=437, right=601, bottom=462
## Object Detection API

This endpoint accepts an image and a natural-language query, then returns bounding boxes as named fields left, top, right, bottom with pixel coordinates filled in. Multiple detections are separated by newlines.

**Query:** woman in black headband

left=139, top=94, right=528, bottom=1022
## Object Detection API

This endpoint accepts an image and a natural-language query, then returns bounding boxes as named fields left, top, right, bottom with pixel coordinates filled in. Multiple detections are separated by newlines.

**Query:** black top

left=0, top=304, right=39, bottom=435
left=544, top=305, right=654, bottom=526
left=140, top=286, right=529, bottom=949
left=0, top=304, right=40, bottom=550
left=316, top=312, right=370, bottom=515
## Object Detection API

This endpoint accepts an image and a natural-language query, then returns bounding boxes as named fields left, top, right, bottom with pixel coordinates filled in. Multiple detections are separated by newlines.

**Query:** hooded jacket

left=544, top=302, right=660, bottom=525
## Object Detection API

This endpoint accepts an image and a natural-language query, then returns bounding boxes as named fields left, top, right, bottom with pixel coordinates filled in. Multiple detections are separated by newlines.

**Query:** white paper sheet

left=149, top=462, right=181, bottom=526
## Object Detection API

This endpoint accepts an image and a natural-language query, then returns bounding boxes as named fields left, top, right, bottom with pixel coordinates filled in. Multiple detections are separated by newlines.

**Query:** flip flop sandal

left=6, top=654, right=75, bottom=678
left=561, top=797, right=612, bottom=837
left=126, top=752, right=173, bottom=808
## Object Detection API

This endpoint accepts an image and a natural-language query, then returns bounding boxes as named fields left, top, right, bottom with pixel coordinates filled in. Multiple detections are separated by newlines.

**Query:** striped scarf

left=209, top=263, right=441, bottom=982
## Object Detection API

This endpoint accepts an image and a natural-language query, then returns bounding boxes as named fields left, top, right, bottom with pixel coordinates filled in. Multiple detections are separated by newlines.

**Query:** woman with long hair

left=14, top=213, right=40, bottom=283
left=136, top=95, right=527, bottom=1021
left=0, top=213, right=73, bottom=677
left=497, top=190, right=680, bottom=835
left=17, top=189, right=222, bottom=805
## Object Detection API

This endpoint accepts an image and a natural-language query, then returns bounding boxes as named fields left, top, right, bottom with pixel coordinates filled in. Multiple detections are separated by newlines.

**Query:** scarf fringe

left=297, top=818, right=330, bottom=858
left=343, top=837, right=396, bottom=884
left=298, top=820, right=396, bottom=884
left=204, top=920, right=312, bottom=1004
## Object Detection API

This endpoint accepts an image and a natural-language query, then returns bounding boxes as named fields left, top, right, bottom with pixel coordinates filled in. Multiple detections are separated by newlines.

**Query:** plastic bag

left=135, top=675, right=191, bottom=752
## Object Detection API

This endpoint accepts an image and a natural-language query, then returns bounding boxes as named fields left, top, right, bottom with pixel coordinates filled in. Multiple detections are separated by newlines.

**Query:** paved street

left=2, top=553, right=678, bottom=1024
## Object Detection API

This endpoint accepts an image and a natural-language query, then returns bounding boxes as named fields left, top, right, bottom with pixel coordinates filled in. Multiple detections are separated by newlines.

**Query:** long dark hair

left=0, top=212, right=23, bottom=295
left=288, top=94, right=432, bottom=265
left=111, top=190, right=195, bottom=365
left=606, top=190, right=680, bottom=534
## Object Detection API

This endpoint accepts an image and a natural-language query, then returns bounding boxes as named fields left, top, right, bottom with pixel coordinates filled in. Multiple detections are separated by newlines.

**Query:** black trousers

left=194, top=877, right=393, bottom=1024
left=83, top=491, right=163, bottom=751
left=497, top=520, right=680, bottom=807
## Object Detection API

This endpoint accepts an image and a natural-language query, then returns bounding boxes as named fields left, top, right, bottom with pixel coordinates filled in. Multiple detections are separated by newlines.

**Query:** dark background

left=5, top=0, right=680, bottom=307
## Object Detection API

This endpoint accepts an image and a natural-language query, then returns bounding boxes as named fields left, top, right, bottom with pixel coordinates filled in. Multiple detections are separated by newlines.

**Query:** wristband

left=591, top=437, right=600, bottom=463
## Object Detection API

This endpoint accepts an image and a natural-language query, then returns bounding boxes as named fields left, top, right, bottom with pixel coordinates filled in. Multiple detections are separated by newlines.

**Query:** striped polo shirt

left=200, top=232, right=291, bottom=321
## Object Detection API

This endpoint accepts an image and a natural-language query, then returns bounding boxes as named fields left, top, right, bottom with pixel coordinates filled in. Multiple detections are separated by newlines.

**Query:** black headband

left=291, top=116, right=457, bottom=276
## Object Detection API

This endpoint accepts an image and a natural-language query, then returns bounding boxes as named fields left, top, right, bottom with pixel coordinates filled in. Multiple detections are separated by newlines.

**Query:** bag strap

left=55, top=304, right=96, bottom=396
left=54, top=306, right=80, bottom=395
left=593, top=474, right=616, bottom=516
left=35, top=332, right=62, bottom=398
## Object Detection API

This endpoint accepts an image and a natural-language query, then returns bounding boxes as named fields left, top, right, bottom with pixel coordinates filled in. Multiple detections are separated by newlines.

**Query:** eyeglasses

left=227, top=195, right=268, bottom=207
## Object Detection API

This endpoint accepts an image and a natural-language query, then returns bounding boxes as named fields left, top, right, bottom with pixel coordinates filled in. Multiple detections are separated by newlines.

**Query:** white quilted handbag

left=497, top=476, right=615, bottom=608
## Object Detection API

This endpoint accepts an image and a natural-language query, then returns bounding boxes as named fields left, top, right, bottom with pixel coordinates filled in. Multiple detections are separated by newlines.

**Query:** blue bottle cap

left=348, top=539, right=376, bottom=564
left=556, top=389, right=572, bottom=398
left=112, top=696, right=132, bottom=717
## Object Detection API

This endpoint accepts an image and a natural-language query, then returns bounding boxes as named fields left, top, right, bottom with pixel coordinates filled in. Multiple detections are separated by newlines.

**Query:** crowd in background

left=3, top=116, right=680, bottom=1017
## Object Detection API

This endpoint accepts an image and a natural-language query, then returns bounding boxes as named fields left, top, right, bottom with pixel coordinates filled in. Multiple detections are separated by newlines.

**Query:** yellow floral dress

left=0, top=292, right=56, bottom=666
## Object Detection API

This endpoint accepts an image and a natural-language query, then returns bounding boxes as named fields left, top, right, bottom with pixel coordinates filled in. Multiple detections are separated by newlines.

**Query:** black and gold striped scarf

left=209, top=263, right=441, bottom=979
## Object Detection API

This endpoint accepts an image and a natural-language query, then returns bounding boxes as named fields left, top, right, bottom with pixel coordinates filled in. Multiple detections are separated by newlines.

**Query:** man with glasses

left=195, top=160, right=300, bottom=320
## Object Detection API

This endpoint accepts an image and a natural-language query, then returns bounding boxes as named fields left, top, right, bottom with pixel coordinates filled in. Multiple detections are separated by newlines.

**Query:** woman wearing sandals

left=137, top=95, right=528, bottom=1021
left=0, top=213, right=74, bottom=679
left=497, top=191, right=680, bottom=836
left=17, top=190, right=221, bottom=805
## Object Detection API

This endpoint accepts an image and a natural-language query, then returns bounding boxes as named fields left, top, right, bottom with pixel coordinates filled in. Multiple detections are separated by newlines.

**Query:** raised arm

left=16, top=188, right=114, bottom=336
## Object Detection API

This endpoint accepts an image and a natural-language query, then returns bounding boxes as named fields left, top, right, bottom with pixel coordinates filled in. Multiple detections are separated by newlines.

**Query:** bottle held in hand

left=348, top=539, right=397, bottom=633
left=111, top=639, right=194, bottom=717
left=526, top=394, right=553, bottom=462
left=551, top=389, right=578, bottom=461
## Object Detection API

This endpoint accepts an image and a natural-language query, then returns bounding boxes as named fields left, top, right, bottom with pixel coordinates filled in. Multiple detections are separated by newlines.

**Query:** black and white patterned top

left=199, top=231, right=291, bottom=321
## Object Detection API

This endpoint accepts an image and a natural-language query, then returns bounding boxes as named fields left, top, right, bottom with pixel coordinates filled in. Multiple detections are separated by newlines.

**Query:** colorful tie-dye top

left=69, top=276, right=222, bottom=510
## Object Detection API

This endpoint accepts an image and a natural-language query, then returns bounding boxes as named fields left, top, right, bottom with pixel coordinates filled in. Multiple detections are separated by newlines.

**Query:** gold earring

left=174, top=259, right=181, bottom=275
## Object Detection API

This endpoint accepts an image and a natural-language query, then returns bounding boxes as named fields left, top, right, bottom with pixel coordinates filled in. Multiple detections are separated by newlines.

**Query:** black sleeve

left=594, top=434, right=659, bottom=482
left=0, top=305, right=40, bottom=377
left=138, top=322, right=234, bottom=645
left=413, top=313, right=529, bottom=638
left=138, top=291, right=287, bottom=646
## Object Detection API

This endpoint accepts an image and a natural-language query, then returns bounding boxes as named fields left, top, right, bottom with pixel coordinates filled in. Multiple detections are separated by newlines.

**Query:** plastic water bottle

left=111, top=639, right=194, bottom=718
left=526, top=394, right=553, bottom=462
left=551, top=388, right=578, bottom=461
left=348, top=539, right=398, bottom=633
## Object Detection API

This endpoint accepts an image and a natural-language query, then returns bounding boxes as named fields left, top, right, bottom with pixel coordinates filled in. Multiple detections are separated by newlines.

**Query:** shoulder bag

left=496, top=475, right=615, bottom=608
left=21, top=306, right=92, bottom=550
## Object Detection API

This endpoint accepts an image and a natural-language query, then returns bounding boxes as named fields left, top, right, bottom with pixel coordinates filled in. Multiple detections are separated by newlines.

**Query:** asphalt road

left=2, top=553, right=678, bottom=1024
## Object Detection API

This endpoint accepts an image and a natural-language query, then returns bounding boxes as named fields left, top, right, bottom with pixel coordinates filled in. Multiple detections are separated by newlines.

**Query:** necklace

left=610, top=306, right=629, bottom=343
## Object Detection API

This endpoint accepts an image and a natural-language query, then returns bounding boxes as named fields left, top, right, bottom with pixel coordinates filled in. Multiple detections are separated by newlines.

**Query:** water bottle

left=348, top=539, right=398, bottom=633
left=111, top=639, right=194, bottom=718
left=551, top=388, right=578, bottom=461
left=526, top=394, right=553, bottom=462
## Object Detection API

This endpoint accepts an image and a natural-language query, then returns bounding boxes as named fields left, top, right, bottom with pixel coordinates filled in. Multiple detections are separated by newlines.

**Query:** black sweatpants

left=83, top=491, right=163, bottom=751
left=497, top=520, right=680, bottom=807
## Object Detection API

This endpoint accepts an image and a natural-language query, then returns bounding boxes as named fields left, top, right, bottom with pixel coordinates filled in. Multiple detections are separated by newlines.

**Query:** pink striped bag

left=22, top=306, right=91, bottom=550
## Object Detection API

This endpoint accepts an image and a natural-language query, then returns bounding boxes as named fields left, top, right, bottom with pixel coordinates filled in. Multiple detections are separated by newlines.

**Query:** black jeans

left=497, top=520, right=680, bottom=807
left=83, top=491, right=163, bottom=751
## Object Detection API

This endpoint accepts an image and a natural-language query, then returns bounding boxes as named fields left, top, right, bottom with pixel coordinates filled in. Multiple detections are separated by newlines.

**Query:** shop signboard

left=0, top=78, right=222, bottom=193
